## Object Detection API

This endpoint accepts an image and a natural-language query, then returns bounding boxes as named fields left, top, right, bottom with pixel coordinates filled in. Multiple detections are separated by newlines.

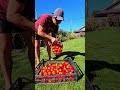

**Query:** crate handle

left=35, top=59, right=45, bottom=72
left=74, top=62, right=84, bottom=80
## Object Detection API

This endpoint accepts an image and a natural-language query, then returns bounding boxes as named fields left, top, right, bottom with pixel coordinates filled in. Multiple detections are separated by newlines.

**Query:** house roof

left=74, top=26, right=85, bottom=33
left=104, top=0, right=120, bottom=10
left=97, top=8, right=120, bottom=15
left=96, top=0, right=120, bottom=16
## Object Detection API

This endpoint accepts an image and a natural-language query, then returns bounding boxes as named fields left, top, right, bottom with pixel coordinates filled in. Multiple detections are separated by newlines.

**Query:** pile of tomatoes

left=38, top=61, right=75, bottom=83
left=52, top=42, right=63, bottom=55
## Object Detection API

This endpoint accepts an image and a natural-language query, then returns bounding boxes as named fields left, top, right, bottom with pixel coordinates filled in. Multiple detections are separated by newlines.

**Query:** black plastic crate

left=9, top=77, right=35, bottom=90
left=35, top=58, right=84, bottom=83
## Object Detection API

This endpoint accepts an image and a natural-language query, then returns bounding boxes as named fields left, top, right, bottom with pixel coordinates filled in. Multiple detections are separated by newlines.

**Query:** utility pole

left=70, top=17, right=72, bottom=33
left=35, top=9, right=38, bottom=19
left=86, top=0, right=88, bottom=17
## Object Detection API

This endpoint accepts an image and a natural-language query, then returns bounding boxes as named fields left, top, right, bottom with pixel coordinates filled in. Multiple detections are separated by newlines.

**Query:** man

left=35, top=8, right=64, bottom=65
left=0, top=0, right=34, bottom=89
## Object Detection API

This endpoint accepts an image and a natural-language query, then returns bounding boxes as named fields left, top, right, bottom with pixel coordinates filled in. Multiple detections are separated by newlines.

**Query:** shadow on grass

left=86, top=60, right=120, bottom=90
left=53, top=51, right=85, bottom=59
left=86, top=60, right=120, bottom=73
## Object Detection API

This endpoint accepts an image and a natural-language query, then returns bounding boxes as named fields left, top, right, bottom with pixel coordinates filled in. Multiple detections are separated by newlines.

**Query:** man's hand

left=51, top=37, right=59, bottom=45
left=51, top=37, right=63, bottom=47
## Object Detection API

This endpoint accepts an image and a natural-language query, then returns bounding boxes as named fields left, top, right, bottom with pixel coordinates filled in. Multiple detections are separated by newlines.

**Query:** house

left=73, top=26, right=85, bottom=37
left=95, top=0, right=120, bottom=26
left=96, top=0, right=120, bottom=17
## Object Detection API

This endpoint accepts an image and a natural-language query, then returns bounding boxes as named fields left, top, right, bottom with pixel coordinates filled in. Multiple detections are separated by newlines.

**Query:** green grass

left=86, top=31, right=120, bottom=90
left=0, top=38, right=85, bottom=90
left=36, top=38, right=85, bottom=90
left=0, top=49, right=33, bottom=89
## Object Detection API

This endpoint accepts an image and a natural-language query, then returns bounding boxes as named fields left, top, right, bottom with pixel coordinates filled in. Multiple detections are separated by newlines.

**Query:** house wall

left=95, top=17, right=109, bottom=26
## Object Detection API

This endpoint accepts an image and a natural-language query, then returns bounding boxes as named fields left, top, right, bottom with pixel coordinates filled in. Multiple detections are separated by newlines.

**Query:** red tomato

left=43, top=72, right=48, bottom=76
left=52, top=70, right=56, bottom=75
left=39, top=61, right=75, bottom=83
left=52, top=42, right=63, bottom=55
left=56, top=69, right=59, bottom=74
left=47, top=71, right=52, bottom=75
left=39, top=71, right=43, bottom=75
left=41, top=78, right=46, bottom=82
left=58, top=76, right=63, bottom=82
left=69, top=76, right=74, bottom=81
left=48, top=79, right=52, bottom=83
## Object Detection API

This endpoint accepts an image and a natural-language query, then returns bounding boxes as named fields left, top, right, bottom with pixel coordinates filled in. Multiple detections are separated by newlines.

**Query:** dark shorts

left=0, top=19, right=12, bottom=33
left=0, top=19, right=28, bottom=33
left=34, top=34, right=44, bottom=40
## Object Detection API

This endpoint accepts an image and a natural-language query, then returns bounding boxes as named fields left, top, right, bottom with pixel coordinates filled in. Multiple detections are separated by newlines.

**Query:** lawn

left=86, top=31, right=120, bottom=90
left=0, top=37, right=85, bottom=90
left=36, top=38, right=85, bottom=90
left=0, top=49, right=33, bottom=89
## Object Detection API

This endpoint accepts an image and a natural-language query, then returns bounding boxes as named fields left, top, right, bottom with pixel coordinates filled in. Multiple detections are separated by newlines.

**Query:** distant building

left=95, top=0, right=120, bottom=17
left=73, top=26, right=85, bottom=37
left=95, top=0, right=120, bottom=26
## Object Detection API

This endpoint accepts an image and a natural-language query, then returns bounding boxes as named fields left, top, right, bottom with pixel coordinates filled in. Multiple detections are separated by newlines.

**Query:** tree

left=57, top=29, right=67, bottom=42
left=92, top=10, right=98, bottom=17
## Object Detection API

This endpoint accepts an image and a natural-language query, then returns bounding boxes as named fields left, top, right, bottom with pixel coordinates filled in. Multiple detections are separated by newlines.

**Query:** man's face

left=52, top=18, right=62, bottom=25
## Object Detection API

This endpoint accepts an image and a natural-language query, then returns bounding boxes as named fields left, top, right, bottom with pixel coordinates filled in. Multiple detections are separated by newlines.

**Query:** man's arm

left=52, top=31, right=62, bottom=46
left=38, top=25, right=57, bottom=44
left=6, top=0, right=34, bottom=31
left=52, top=32, right=57, bottom=38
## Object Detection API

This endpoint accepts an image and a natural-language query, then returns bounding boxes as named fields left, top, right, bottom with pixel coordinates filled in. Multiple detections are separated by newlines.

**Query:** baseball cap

left=53, top=8, right=64, bottom=21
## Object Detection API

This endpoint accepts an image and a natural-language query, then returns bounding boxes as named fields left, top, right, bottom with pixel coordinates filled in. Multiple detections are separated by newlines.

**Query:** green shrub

left=86, top=17, right=96, bottom=31
left=57, top=34, right=67, bottom=42
left=96, top=26, right=120, bottom=32
left=108, top=15, right=120, bottom=27
left=66, top=33, right=77, bottom=40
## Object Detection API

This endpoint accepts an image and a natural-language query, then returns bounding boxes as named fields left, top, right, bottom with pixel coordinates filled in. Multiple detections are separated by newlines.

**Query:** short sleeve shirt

left=0, top=0, right=8, bottom=20
left=0, top=0, right=34, bottom=21
left=35, top=14, right=58, bottom=34
left=16, top=0, right=34, bottom=21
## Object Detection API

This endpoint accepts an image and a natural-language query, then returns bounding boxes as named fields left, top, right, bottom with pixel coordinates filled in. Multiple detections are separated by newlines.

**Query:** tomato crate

left=35, top=57, right=84, bottom=83
left=9, top=77, right=35, bottom=90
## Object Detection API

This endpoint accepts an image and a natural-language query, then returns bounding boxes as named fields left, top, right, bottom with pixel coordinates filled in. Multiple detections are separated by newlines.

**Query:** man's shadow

left=86, top=60, right=120, bottom=73
left=86, top=60, right=120, bottom=90
left=53, top=51, right=85, bottom=59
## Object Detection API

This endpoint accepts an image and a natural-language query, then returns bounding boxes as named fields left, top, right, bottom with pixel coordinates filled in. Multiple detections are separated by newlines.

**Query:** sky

left=35, top=0, right=85, bottom=32
left=88, top=0, right=112, bottom=16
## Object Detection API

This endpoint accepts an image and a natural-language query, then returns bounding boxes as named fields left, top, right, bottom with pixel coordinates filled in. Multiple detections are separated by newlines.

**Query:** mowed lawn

left=86, top=31, right=120, bottom=90
left=0, top=37, right=85, bottom=89
left=0, top=49, right=33, bottom=89
left=36, top=38, right=85, bottom=90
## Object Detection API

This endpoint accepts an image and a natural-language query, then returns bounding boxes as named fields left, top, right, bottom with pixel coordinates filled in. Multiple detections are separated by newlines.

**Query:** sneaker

left=50, top=59, right=56, bottom=60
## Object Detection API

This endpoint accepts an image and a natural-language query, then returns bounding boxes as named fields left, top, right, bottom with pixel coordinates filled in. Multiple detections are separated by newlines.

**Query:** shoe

left=50, top=59, right=56, bottom=60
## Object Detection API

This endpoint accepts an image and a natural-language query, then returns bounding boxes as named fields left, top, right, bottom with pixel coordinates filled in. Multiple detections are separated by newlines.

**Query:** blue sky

left=88, top=0, right=112, bottom=16
left=35, top=0, right=85, bottom=32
